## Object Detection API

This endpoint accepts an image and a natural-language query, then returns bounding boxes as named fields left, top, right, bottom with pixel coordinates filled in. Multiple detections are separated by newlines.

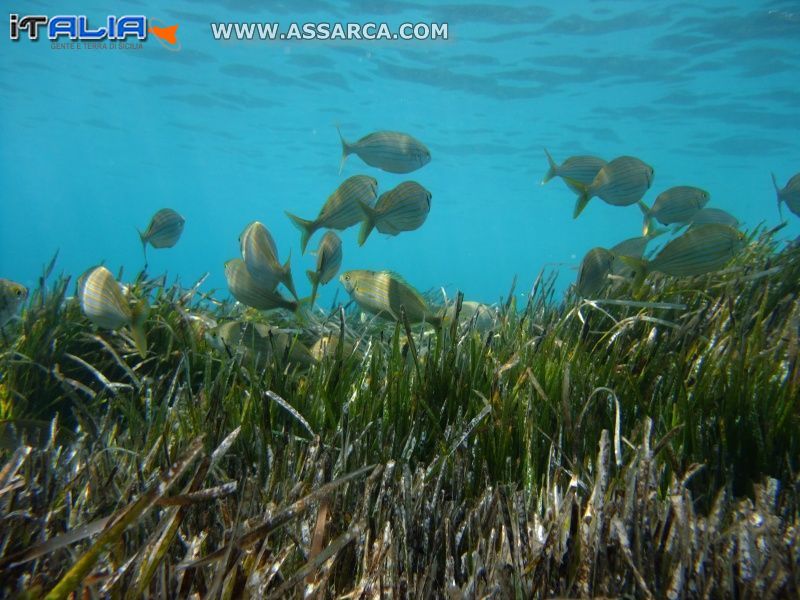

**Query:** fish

left=206, top=320, right=316, bottom=367
left=339, top=270, right=442, bottom=327
left=337, top=127, right=431, bottom=174
left=572, top=156, right=654, bottom=218
left=624, top=224, right=745, bottom=279
left=0, top=279, right=28, bottom=328
left=639, top=186, right=709, bottom=236
left=771, top=172, right=800, bottom=219
left=240, top=221, right=297, bottom=299
left=149, top=24, right=178, bottom=45
left=442, top=300, right=497, bottom=333
left=307, top=231, right=342, bottom=308
left=542, top=149, right=606, bottom=194
left=286, top=175, right=378, bottom=254
left=608, top=232, right=663, bottom=278
left=224, top=259, right=301, bottom=312
left=79, top=266, right=148, bottom=357
left=687, top=207, right=740, bottom=228
left=139, top=208, right=185, bottom=264
left=357, top=181, right=432, bottom=245
left=310, top=334, right=356, bottom=360
left=576, top=247, right=615, bottom=297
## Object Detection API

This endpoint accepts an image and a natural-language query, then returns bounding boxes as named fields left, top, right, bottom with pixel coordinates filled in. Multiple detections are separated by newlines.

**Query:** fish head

left=339, top=271, right=357, bottom=294
left=415, top=147, right=431, bottom=168
left=646, top=165, right=655, bottom=185
left=7, top=282, right=28, bottom=303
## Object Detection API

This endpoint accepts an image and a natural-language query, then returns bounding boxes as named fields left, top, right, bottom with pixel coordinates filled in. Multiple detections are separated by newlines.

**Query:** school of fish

left=1, top=130, right=797, bottom=368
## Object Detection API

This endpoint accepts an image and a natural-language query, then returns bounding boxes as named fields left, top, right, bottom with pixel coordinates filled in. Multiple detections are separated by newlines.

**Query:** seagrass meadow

left=0, top=226, right=799, bottom=599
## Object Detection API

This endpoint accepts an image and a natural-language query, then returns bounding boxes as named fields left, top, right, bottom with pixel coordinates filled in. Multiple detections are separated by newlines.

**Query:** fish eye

left=15, top=289, right=22, bottom=297
left=345, top=274, right=350, bottom=281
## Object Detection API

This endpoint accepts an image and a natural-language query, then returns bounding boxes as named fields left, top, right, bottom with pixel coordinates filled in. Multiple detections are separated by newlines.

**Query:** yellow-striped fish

left=357, top=181, right=432, bottom=245
left=80, top=266, right=148, bottom=357
left=0, top=279, right=28, bottom=328
left=206, top=321, right=316, bottom=367
left=307, top=231, right=342, bottom=308
left=687, top=207, right=739, bottom=228
left=286, top=175, right=378, bottom=254
left=624, top=224, right=745, bottom=278
left=572, top=156, right=654, bottom=218
left=639, top=186, right=709, bottom=235
left=542, top=149, right=606, bottom=194
left=310, top=334, right=356, bottom=360
left=240, top=221, right=297, bottom=298
left=224, top=259, right=300, bottom=312
left=608, top=231, right=664, bottom=278
left=139, top=208, right=185, bottom=263
left=576, top=247, right=614, bottom=297
left=772, top=172, right=800, bottom=219
left=338, top=127, right=431, bottom=175
left=339, top=270, right=442, bottom=327
left=443, top=300, right=497, bottom=333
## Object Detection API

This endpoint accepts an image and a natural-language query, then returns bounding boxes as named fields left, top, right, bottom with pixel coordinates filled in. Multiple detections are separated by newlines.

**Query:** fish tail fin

left=646, top=226, right=668, bottom=240
left=572, top=183, right=591, bottom=219
left=285, top=211, right=314, bottom=254
left=336, top=125, right=351, bottom=175
left=638, top=201, right=655, bottom=236
left=306, top=270, right=320, bottom=308
left=282, top=253, right=299, bottom=300
left=137, top=228, right=149, bottom=266
left=772, top=172, right=784, bottom=220
left=356, top=200, right=378, bottom=246
left=130, top=301, right=149, bottom=358
left=542, top=147, right=557, bottom=184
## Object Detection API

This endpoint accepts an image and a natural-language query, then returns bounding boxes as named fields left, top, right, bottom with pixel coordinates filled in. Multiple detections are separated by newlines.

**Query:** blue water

left=2, top=1, right=799, bottom=308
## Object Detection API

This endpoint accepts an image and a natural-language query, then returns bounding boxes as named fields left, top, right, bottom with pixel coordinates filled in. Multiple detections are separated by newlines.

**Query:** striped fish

left=310, top=334, right=356, bottom=361
left=687, top=207, right=740, bottom=228
left=572, top=156, right=654, bottom=218
left=442, top=300, right=497, bottom=333
left=772, top=172, right=800, bottom=219
left=339, top=270, right=442, bottom=327
left=647, top=224, right=744, bottom=277
left=0, top=279, right=28, bottom=327
left=240, top=221, right=297, bottom=298
left=576, top=247, right=614, bottom=297
left=608, top=232, right=663, bottom=278
left=206, top=321, right=316, bottom=367
left=639, top=186, right=709, bottom=235
left=80, top=266, right=148, bottom=357
left=306, top=231, right=342, bottom=307
left=139, top=208, right=185, bottom=263
left=224, top=259, right=299, bottom=312
left=338, top=127, right=431, bottom=175
left=542, top=148, right=606, bottom=194
left=357, top=181, right=431, bottom=245
left=286, top=175, right=378, bottom=254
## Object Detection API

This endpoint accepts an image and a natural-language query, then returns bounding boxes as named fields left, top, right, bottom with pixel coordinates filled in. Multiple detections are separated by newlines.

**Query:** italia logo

left=9, top=14, right=181, bottom=50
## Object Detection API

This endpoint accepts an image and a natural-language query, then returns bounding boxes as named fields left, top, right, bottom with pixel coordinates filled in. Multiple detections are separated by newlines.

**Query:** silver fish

left=542, top=148, right=606, bottom=194
left=307, top=231, right=342, bottom=308
left=240, top=221, right=297, bottom=298
left=139, top=208, right=185, bottom=263
left=206, top=320, right=316, bottom=367
left=573, top=156, right=654, bottom=218
left=576, top=247, right=614, bottom=297
left=639, top=186, right=709, bottom=235
left=357, top=181, right=431, bottom=245
left=0, top=279, right=28, bottom=328
left=339, top=270, right=442, bottom=326
left=687, top=207, right=740, bottom=228
left=646, top=224, right=745, bottom=277
left=80, top=266, right=148, bottom=356
left=338, top=127, right=431, bottom=174
left=286, top=175, right=378, bottom=254
left=772, top=172, right=800, bottom=219
left=224, top=259, right=299, bottom=312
